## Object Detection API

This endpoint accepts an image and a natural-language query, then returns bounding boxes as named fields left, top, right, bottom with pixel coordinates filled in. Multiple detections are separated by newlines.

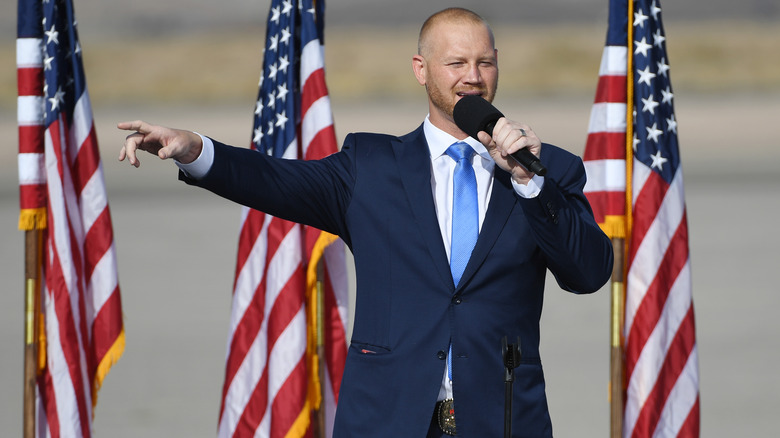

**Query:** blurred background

left=1, top=0, right=779, bottom=436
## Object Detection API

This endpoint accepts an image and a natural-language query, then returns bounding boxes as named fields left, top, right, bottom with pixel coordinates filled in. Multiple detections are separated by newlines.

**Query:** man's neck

left=428, top=110, right=469, bottom=140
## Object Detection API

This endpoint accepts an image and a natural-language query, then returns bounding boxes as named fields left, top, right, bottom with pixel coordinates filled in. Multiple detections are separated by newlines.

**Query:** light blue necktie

left=446, top=142, right=478, bottom=287
left=445, top=142, right=479, bottom=402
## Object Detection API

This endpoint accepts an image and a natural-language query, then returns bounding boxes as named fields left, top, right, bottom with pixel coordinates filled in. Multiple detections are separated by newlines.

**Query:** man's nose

left=463, top=63, right=482, bottom=83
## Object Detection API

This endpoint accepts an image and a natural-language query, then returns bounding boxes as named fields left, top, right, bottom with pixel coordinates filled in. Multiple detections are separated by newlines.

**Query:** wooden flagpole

left=312, top=261, right=326, bottom=438
left=611, top=0, right=635, bottom=435
left=23, top=228, right=43, bottom=438
left=609, top=238, right=625, bottom=438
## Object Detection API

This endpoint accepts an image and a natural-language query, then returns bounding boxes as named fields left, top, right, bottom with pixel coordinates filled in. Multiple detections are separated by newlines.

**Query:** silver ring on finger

left=519, top=128, right=527, bottom=137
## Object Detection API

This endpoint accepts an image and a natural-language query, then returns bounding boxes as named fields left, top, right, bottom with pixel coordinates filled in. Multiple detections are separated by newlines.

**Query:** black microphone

left=453, top=95, right=547, bottom=176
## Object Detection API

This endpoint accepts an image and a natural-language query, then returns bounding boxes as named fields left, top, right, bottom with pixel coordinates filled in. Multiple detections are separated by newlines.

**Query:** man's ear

left=411, top=55, right=426, bottom=86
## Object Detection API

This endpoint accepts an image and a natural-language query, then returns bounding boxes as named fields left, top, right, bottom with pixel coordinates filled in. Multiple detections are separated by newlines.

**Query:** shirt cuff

left=511, top=174, right=545, bottom=198
left=175, top=133, right=214, bottom=180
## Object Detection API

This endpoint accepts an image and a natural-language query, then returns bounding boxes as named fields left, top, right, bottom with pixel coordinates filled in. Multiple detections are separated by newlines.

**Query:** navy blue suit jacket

left=181, top=124, right=613, bottom=437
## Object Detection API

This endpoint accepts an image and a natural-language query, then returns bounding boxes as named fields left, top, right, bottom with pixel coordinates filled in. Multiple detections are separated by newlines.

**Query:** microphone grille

left=453, top=95, right=504, bottom=140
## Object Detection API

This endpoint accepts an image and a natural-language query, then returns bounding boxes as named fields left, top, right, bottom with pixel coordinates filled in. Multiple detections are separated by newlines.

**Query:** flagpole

left=609, top=238, right=625, bottom=438
left=23, top=228, right=43, bottom=438
left=611, top=0, right=634, bottom=435
left=312, top=260, right=326, bottom=438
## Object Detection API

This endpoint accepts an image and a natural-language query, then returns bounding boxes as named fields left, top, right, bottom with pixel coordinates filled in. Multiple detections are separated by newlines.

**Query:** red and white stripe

left=41, top=91, right=124, bottom=438
left=218, top=37, right=348, bottom=438
left=300, top=39, right=349, bottom=437
left=17, top=36, right=47, bottom=222
left=583, top=45, right=628, bottom=231
left=31, top=64, right=123, bottom=438
left=623, top=161, right=699, bottom=437
left=18, top=14, right=124, bottom=437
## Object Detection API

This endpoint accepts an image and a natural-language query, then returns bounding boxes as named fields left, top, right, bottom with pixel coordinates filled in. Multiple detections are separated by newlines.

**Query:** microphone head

left=453, top=95, right=504, bottom=140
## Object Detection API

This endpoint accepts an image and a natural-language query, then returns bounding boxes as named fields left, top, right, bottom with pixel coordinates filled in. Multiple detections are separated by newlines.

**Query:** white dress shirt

left=176, top=133, right=213, bottom=179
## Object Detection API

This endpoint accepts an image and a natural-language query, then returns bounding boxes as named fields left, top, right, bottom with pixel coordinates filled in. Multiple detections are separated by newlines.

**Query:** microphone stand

left=502, top=336, right=522, bottom=438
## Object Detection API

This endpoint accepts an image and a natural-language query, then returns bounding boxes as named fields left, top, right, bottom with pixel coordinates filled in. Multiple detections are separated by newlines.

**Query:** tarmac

left=1, top=91, right=779, bottom=436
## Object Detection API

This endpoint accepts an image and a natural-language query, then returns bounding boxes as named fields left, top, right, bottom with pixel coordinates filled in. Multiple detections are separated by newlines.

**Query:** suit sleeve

left=516, top=146, right=613, bottom=294
left=178, top=137, right=356, bottom=243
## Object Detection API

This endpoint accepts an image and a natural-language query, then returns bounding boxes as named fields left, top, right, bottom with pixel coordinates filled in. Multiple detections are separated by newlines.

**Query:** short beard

left=425, top=84, right=497, bottom=118
left=426, top=84, right=455, bottom=118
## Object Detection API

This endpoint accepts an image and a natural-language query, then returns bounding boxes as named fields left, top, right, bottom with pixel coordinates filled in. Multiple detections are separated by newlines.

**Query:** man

left=119, top=7, right=612, bottom=437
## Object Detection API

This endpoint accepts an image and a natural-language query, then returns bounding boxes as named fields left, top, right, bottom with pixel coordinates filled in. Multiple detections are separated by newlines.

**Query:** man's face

left=413, top=21, right=498, bottom=131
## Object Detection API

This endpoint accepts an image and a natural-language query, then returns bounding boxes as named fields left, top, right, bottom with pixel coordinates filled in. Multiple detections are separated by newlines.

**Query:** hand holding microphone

left=453, top=95, right=546, bottom=177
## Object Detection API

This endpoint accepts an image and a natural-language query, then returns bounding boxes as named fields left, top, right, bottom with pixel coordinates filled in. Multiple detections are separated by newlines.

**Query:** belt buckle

left=437, top=398, right=457, bottom=436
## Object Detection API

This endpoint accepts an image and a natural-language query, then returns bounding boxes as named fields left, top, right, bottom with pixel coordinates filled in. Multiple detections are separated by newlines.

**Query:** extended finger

left=117, top=120, right=150, bottom=133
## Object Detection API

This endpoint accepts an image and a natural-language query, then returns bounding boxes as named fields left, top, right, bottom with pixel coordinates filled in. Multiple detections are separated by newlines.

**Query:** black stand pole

left=502, top=336, right=521, bottom=438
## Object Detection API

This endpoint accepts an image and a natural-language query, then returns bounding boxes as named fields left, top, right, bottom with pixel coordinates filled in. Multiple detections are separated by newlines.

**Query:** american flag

left=584, top=0, right=700, bottom=436
left=217, top=0, right=349, bottom=436
left=17, top=0, right=125, bottom=436
left=583, top=0, right=630, bottom=239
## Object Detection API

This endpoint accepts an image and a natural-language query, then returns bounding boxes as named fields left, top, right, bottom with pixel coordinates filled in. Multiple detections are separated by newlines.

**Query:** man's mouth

left=456, top=91, right=483, bottom=97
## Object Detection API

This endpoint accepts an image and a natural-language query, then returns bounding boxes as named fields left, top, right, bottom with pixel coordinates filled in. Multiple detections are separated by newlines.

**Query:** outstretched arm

left=118, top=120, right=203, bottom=167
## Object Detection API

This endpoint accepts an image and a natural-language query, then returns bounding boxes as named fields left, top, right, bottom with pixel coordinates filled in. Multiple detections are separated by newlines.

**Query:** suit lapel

left=457, top=168, right=517, bottom=291
left=394, top=126, right=455, bottom=290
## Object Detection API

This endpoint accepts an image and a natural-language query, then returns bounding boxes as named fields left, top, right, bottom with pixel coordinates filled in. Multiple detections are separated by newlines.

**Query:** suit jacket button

left=452, top=295, right=462, bottom=305
left=437, top=350, right=447, bottom=360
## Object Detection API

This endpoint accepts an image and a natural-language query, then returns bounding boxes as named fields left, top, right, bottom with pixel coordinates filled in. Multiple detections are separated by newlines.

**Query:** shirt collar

left=423, top=115, right=490, bottom=161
